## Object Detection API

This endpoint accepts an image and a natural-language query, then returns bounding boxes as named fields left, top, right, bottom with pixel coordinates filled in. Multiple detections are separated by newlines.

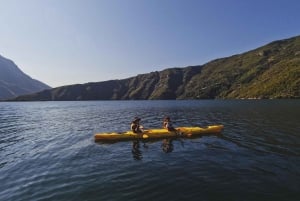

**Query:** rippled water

left=0, top=100, right=299, bottom=201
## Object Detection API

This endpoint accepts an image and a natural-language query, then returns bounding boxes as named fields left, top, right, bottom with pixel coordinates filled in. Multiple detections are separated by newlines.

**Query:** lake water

left=0, top=100, right=299, bottom=201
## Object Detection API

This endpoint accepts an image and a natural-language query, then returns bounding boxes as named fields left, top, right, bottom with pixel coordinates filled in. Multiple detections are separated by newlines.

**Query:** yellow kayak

left=94, top=125, right=224, bottom=142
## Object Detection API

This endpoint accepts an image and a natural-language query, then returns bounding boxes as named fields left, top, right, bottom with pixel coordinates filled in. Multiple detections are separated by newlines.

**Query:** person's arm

left=131, top=123, right=137, bottom=133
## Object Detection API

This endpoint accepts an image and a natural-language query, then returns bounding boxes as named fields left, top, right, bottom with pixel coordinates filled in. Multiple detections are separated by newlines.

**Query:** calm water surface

left=0, top=100, right=299, bottom=201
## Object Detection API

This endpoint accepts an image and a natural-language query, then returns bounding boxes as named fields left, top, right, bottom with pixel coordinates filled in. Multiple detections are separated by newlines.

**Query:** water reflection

left=131, top=140, right=144, bottom=160
left=97, top=134, right=221, bottom=160
left=161, top=139, right=174, bottom=153
left=131, top=137, right=188, bottom=159
left=131, top=138, right=177, bottom=159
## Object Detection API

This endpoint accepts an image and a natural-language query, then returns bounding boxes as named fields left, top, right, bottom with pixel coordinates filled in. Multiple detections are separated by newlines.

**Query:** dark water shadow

left=161, top=138, right=174, bottom=153
left=96, top=133, right=224, bottom=162
left=131, top=140, right=143, bottom=160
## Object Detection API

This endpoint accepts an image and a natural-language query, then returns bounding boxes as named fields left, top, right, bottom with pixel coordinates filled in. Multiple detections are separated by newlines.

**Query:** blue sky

left=0, top=0, right=299, bottom=87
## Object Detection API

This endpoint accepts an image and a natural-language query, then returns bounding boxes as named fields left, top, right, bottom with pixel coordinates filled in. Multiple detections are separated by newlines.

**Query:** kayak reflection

left=161, top=139, right=174, bottom=153
left=132, top=140, right=142, bottom=160
left=97, top=134, right=222, bottom=160
left=131, top=140, right=149, bottom=160
left=131, top=138, right=176, bottom=159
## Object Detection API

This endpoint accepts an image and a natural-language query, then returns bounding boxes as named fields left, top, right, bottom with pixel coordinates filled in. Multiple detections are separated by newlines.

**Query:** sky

left=0, top=0, right=300, bottom=88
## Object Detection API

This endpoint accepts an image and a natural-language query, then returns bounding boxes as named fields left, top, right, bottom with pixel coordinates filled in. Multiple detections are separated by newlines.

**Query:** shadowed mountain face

left=11, top=35, right=300, bottom=101
left=0, top=55, right=51, bottom=99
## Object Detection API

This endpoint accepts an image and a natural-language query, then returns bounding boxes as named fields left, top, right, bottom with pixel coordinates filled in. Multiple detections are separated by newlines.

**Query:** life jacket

left=163, top=121, right=173, bottom=130
left=163, top=121, right=168, bottom=128
left=131, top=122, right=141, bottom=133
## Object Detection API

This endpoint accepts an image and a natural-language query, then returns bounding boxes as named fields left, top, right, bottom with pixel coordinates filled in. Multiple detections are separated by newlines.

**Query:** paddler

left=163, top=116, right=176, bottom=131
left=131, top=117, right=143, bottom=133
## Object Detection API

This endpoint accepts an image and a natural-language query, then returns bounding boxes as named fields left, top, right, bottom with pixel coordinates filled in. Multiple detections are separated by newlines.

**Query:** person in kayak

left=163, top=116, right=176, bottom=131
left=131, top=117, right=143, bottom=133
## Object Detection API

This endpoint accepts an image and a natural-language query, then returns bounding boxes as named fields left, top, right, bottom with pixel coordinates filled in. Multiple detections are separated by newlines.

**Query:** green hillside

left=182, top=35, right=300, bottom=99
left=10, top=35, right=300, bottom=101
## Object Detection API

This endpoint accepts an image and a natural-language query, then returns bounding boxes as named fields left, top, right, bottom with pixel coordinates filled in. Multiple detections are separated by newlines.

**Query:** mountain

left=10, top=35, right=300, bottom=101
left=0, top=55, right=51, bottom=100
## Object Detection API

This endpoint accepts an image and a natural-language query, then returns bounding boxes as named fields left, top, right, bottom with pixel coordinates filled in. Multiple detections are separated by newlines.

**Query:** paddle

left=138, top=126, right=149, bottom=139
left=166, top=120, right=184, bottom=137
left=166, top=125, right=184, bottom=137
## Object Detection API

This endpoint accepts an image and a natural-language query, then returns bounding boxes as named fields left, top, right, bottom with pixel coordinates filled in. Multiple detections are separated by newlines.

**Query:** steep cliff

left=0, top=55, right=51, bottom=99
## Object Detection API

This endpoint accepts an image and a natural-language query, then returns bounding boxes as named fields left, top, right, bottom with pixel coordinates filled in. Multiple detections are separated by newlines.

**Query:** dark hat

left=164, top=116, right=170, bottom=120
left=133, top=117, right=141, bottom=122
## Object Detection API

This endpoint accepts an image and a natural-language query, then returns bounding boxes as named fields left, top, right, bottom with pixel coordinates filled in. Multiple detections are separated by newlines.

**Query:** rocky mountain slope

left=11, top=35, right=300, bottom=101
left=0, top=55, right=51, bottom=99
